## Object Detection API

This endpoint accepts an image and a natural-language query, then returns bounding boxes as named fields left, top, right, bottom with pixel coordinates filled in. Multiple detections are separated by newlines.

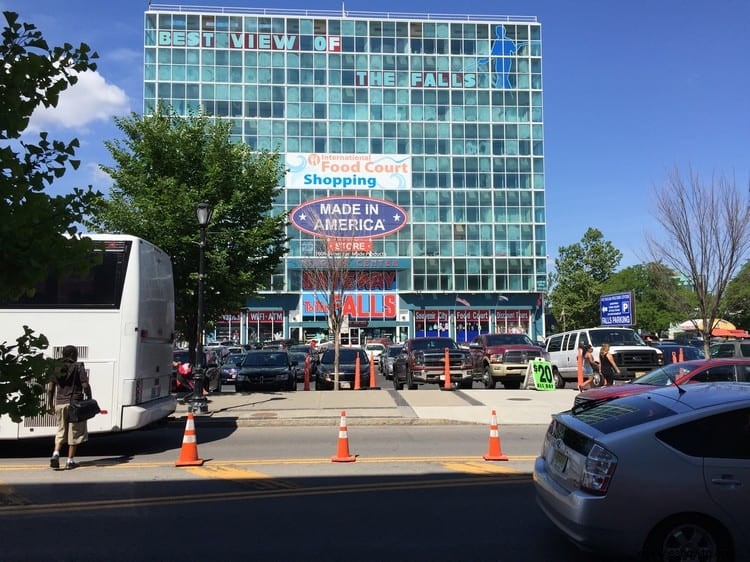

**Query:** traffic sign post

left=600, top=292, right=634, bottom=326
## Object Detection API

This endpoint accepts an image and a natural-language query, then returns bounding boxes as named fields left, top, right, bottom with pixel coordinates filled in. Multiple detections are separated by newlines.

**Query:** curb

left=167, top=415, right=480, bottom=428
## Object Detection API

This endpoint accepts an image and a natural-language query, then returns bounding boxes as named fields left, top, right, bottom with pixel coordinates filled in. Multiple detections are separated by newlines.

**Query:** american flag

left=455, top=296, right=471, bottom=307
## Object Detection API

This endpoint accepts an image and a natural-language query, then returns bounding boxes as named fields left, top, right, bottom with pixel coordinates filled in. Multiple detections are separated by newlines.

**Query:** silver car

left=534, top=382, right=750, bottom=561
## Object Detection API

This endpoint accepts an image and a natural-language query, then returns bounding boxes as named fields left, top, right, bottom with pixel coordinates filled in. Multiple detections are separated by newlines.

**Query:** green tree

left=722, top=260, right=750, bottom=331
left=548, top=228, right=622, bottom=331
left=0, top=12, right=100, bottom=422
left=601, top=263, right=689, bottom=335
left=87, top=106, right=289, bottom=361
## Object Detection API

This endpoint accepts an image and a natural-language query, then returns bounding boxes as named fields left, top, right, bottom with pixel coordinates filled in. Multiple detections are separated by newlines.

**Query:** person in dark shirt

left=46, top=345, right=92, bottom=470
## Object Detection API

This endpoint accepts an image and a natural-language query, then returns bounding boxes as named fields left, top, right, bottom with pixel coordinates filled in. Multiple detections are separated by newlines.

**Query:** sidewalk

left=172, top=387, right=578, bottom=427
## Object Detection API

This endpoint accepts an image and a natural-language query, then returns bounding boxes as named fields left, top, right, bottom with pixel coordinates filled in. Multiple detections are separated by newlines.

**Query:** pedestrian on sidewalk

left=46, top=345, right=92, bottom=470
left=598, top=342, right=621, bottom=386
left=578, top=344, right=600, bottom=391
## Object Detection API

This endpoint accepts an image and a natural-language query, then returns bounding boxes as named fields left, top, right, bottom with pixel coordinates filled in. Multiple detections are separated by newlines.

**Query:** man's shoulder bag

left=68, top=363, right=100, bottom=423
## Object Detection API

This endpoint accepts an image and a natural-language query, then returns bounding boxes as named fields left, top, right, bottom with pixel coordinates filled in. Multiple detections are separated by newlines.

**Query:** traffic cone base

left=331, top=410, right=356, bottom=462
left=483, top=409, right=509, bottom=461
left=175, top=412, right=205, bottom=467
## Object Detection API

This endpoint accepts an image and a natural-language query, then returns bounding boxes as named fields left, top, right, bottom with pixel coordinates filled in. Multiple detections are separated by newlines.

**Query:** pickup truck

left=468, top=333, right=547, bottom=389
left=392, top=337, right=473, bottom=390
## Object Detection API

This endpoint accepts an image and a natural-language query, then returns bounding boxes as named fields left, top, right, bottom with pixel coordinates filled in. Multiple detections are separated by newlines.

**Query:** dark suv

left=392, top=337, right=473, bottom=389
left=710, top=340, right=750, bottom=358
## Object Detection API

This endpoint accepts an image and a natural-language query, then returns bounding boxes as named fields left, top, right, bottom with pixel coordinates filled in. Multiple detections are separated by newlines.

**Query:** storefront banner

left=301, top=292, right=398, bottom=319
left=496, top=310, right=530, bottom=321
left=247, top=311, right=284, bottom=323
left=456, top=309, right=491, bottom=322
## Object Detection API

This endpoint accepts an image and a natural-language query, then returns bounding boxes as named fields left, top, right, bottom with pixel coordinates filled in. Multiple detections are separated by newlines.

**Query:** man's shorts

left=55, top=404, right=88, bottom=445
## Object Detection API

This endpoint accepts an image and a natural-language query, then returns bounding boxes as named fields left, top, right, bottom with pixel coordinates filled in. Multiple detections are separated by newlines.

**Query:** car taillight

left=581, top=444, right=617, bottom=496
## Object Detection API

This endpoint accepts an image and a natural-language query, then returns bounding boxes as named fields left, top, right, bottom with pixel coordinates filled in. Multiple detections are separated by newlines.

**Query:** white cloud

left=27, top=70, right=131, bottom=132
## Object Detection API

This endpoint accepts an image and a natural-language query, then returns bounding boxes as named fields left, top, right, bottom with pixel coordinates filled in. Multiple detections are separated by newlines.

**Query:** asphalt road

left=0, top=424, right=630, bottom=562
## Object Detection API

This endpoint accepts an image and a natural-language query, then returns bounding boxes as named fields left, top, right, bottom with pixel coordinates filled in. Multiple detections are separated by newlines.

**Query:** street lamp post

left=190, top=202, right=213, bottom=414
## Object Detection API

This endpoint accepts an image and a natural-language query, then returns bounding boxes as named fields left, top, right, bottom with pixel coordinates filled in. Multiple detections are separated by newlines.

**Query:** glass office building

left=145, top=5, right=547, bottom=345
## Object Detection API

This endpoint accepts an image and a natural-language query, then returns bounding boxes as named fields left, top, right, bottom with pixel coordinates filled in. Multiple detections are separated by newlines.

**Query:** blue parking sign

left=600, top=292, right=633, bottom=326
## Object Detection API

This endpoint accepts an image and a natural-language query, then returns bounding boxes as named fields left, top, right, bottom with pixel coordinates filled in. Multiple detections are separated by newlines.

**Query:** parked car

left=545, top=327, right=663, bottom=388
left=534, top=382, right=750, bottom=561
left=364, top=342, right=387, bottom=365
left=218, top=352, right=246, bottom=386
left=711, top=340, right=750, bottom=358
left=379, top=344, right=404, bottom=380
left=289, top=350, right=314, bottom=381
left=653, top=342, right=705, bottom=364
left=315, top=347, right=371, bottom=390
left=468, top=333, right=547, bottom=389
left=392, top=337, right=473, bottom=390
left=235, top=350, right=298, bottom=392
left=573, top=358, right=750, bottom=407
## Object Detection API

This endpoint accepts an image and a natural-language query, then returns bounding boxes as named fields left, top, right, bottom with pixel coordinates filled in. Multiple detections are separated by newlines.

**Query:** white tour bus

left=0, top=234, right=177, bottom=439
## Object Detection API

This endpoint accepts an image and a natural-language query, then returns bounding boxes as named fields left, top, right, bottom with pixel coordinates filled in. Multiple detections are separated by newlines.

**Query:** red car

left=573, top=358, right=750, bottom=407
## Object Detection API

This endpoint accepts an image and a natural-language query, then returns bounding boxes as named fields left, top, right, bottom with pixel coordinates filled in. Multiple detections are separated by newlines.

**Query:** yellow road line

left=441, top=461, right=522, bottom=475
left=184, top=465, right=298, bottom=489
left=0, top=473, right=532, bottom=517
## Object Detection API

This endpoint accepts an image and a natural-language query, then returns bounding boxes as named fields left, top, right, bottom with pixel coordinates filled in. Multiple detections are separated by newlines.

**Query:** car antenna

left=666, top=372, right=686, bottom=395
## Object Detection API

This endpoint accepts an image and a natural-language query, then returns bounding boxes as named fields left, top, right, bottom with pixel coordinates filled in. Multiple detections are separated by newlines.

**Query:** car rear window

left=572, top=394, right=677, bottom=434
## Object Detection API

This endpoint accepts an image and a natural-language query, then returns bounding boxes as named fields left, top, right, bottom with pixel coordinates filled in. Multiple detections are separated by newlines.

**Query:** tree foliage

left=646, top=167, right=750, bottom=355
left=0, top=11, right=100, bottom=421
left=601, top=263, right=690, bottom=335
left=548, top=228, right=622, bottom=331
left=86, top=106, right=289, bottom=360
left=721, top=260, right=750, bottom=332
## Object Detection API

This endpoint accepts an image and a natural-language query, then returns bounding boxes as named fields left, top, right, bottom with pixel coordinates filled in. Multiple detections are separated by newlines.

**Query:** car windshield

left=632, top=361, right=704, bottom=386
left=588, top=329, right=646, bottom=346
left=411, top=338, right=458, bottom=351
left=243, top=352, right=288, bottom=367
left=387, top=346, right=403, bottom=357
left=484, top=334, right=534, bottom=346
left=225, top=353, right=245, bottom=365
left=321, top=349, right=367, bottom=364
left=366, top=344, right=385, bottom=351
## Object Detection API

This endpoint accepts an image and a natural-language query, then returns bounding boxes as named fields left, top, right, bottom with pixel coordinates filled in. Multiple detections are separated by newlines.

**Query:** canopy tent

left=678, top=319, right=736, bottom=332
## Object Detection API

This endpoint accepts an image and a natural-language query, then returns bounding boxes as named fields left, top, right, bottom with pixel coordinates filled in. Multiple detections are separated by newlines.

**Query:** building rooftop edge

left=146, top=4, right=537, bottom=23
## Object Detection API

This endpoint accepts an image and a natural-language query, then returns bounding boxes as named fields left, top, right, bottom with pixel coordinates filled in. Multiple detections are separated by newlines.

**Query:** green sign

left=531, top=359, right=556, bottom=391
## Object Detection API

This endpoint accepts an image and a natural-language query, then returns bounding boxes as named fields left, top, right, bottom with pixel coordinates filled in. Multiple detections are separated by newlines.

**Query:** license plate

left=550, top=449, right=568, bottom=473
left=634, top=371, right=646, bottom=378
left=340, top=381, right=351, bottom=389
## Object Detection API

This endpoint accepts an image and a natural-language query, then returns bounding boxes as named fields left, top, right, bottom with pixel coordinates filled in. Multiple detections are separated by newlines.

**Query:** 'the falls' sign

left=290, top=196, right=408, bottom=239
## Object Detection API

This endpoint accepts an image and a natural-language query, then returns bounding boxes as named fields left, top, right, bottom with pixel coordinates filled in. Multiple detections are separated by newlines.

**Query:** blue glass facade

left=145, top=5, right=547, bottom=344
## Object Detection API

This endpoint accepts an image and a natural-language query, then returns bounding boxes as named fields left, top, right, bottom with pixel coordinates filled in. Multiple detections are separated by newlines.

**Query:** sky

left=4, top=0, right=749, bottom=270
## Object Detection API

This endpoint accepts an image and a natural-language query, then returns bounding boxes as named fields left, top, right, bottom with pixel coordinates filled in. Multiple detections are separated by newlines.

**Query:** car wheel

left=643, top=515, right=731, bottom=562
left=483, top=365, right=496, bottom=389
left=591, top=372, right=604, bottom=388
left=406, top=370, right=417, bottom=390
left=552, top=367, right=565, bottom=389
left=460, top=378, right=473, bottom=389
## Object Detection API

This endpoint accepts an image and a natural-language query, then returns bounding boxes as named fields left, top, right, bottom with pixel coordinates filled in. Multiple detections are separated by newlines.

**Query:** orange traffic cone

left=483, top=409, right=509, bottom=461
left=175, top=412, right=205, bottom=467
left=331, top=410, right=356, bottom=462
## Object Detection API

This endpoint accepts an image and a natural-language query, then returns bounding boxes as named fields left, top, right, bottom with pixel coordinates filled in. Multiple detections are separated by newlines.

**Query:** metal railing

left=147, top=4, right=537, bottom=23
